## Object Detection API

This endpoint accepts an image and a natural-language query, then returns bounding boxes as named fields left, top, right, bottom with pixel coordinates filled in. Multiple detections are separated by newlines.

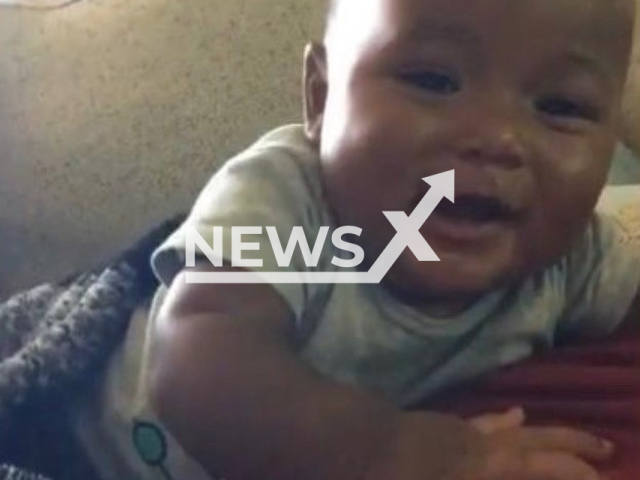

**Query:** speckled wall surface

left=623, top=1, right=640, bottom=153
left=0, top=0, right=324, bottom=296
left=0, top=0, right=638, bottom=297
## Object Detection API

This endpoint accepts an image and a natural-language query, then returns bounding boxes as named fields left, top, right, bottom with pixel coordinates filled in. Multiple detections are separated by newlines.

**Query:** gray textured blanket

left=0, top=216, right=184, bottom=480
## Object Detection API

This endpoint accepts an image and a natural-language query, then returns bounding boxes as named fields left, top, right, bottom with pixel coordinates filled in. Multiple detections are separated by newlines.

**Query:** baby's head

left=303, top=0, right=635, bottom=310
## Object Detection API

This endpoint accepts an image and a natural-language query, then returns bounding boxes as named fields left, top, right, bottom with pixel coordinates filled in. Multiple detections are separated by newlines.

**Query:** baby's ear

left=302, top=42, right=328, bottom=147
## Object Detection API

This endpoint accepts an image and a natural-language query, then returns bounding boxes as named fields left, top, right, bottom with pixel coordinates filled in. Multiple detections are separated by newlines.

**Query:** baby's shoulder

left=196, top=124, right=327, bottom=217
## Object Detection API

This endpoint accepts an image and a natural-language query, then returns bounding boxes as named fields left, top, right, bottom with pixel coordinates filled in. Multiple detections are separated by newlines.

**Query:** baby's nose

left=457, top=97, right=529, bottom=168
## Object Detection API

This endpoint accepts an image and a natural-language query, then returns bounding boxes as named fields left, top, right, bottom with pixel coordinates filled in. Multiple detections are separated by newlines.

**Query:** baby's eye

left=400, top=70, right=460, bottom=94
left=535, top=97, right=598, bottom=122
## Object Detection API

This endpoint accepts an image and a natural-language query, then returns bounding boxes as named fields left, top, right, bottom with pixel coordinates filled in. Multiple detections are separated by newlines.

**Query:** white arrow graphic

left=185, top=170, right=454, bottom=284
left=367, top=170, right=454, bottom=282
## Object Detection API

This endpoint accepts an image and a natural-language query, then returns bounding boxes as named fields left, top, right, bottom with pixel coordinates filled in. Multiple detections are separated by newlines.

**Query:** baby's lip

left=408, top=177, right=524, bottom=219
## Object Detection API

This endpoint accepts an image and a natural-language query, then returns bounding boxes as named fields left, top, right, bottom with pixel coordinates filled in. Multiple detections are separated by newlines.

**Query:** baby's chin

left=382, top=250, right=523, bottom=313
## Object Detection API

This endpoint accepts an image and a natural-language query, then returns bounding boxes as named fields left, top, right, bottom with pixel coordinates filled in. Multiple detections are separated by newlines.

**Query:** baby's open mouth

left=434, top=194, right=515, bottom=223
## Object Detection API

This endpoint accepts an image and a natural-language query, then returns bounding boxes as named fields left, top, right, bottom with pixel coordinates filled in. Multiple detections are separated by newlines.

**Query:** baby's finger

left=519, top=451, right=602, bottom=480
left=514, top=426, right=614, bottom=462
left=470, top=407, right=525, bottom=434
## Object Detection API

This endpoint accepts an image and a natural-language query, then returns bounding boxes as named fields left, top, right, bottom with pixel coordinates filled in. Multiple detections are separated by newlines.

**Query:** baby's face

left=305, top=0, right=633, bottom=306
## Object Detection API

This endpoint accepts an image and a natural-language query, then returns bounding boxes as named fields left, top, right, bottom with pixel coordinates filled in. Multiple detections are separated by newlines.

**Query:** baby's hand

left=455, top=407, right=615, bottom=480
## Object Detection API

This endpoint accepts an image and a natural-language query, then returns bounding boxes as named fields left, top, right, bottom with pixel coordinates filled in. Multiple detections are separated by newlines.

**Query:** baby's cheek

left=515, top=204, right=577, bottom=274
left=535, top=155, right=606, bottom=231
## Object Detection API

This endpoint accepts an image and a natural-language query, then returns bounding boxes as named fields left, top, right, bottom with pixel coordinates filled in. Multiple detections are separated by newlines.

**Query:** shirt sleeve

left=151, top=127, right=334, bottom=323
left=560, top=210, right=640, bottom=338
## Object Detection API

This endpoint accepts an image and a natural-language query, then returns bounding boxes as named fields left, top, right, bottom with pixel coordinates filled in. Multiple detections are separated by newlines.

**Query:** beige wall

left=623, top=0, right=640, bottom=152
left=0, top=0, right=324, bottom=295
left=0, top=0, right=638, bottom=296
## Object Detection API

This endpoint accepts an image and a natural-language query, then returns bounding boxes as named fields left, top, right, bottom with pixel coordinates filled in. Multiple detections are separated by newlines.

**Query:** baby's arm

left=149, top=265, right=478, bottom=480
left=149, top=266, right=614, bottom=480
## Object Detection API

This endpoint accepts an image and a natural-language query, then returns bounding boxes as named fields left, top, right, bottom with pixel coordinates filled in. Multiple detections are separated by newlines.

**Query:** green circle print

left=132, top=420, right=168, bottom=466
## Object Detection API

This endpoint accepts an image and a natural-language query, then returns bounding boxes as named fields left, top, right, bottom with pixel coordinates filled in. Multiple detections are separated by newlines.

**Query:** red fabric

left=422, top=322, right=640, bottom=480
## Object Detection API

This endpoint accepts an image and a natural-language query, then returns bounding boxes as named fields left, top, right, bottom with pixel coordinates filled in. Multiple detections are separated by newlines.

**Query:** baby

left=71, top=0, right=640, bottom=479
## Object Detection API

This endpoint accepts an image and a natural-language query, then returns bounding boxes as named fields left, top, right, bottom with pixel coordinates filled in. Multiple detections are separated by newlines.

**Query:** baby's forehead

left=325, top=0, right=634, bottom=75
left=326, top=0, right=635, bottom=35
